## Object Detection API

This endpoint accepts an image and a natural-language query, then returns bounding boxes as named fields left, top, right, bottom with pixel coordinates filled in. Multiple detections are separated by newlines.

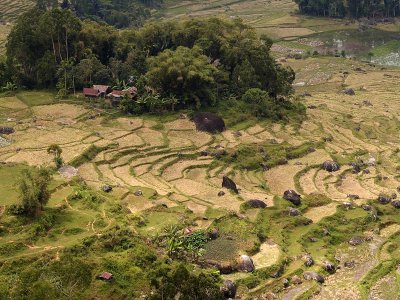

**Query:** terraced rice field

left=0, top=0, right=34, bottom=53
left=1, top=54, right=400, bottom=298
left=0, top=0, right=34, bottom=23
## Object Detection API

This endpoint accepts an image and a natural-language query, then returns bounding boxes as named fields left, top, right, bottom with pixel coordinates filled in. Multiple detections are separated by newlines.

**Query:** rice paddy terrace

left=1, top=0, right=400, bottom=298
left=0, top=0, right=34, bottom=53
left=0, top=55, right=400, bottom=298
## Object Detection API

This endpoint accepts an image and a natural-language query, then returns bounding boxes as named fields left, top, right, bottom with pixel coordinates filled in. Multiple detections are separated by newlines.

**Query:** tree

left=18, top=168, right=51, bottom=217
left=146, top=46, right=221, bottom=108
left=47, top=144, right=63, bottom=168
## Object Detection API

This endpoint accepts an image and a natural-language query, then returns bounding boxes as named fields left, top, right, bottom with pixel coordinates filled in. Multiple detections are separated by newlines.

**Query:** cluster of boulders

left=200, top=147, right=226, bottom=158
left=342, top=88, right=355, bottom=95
left=377, top=193, right=400, bottom=208
left=321, top=160, right=340, bottom=172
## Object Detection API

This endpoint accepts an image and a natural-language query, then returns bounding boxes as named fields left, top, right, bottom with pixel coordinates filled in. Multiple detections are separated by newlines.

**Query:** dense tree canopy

left=4, top=8, right=301, bottom=119
left=38, top=0, right=163, bottom=28
left=295, top=0, right=400, bottom=18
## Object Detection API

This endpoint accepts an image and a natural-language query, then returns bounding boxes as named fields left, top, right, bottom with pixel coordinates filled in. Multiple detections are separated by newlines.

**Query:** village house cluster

left=83, top=85, right=137, bottom=105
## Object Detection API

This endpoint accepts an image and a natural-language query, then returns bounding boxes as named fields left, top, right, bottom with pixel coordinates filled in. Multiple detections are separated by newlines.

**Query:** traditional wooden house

left=83, top=87, right=100, bottom=98
left=93, top=85, right=111, bottom=97
left=108, top=87, right=137, bottom=100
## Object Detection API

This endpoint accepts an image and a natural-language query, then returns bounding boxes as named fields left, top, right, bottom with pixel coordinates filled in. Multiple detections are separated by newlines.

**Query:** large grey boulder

left=283, top=190, right=301, bottom=206
left=222, top=176, right=239, bottom=194
left=322, top=160, right=340, bottom=172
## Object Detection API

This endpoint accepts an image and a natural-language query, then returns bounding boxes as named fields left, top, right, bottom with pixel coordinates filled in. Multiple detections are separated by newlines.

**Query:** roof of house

left=93, top=85, right=110, bottom=94
left=108, top=88, right=137, bottom=99
left=99, top=272, right=113, bottom=280
left=108, top=90, right=124, bottom=98
left=124, top=86, right=138, bottom=95
left=83, top=88, right=100, bottom=97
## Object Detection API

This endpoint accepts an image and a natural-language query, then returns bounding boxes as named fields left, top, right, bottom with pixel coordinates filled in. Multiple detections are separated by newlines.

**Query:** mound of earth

left=192, top=112, right=225, bottom=133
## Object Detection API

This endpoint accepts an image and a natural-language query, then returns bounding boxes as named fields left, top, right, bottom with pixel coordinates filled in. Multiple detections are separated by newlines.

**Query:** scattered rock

left=349, top=236, right=364, bottom=246
left=308, top=237, right=318, bottom=242
left=342, top=202, right=354, bottom=209
left=347, top=194, right=360, bottom=200
left=324, top=261, right=336, bottom=274
left=246, top=199, right=267, bottom=208
left=102, top=185, right=113, bottom=193
left=237, top=255, right=255, bottom=272
left=368, top=157, right=376, bottom=166
left=391, top=193, right=397, bottom=199
left=261, top=292, right=277, bottom=300
left=351, top=163, right=361, bottom=173
left=362, top=100, right=373, bottom=106
left=365, top=236, right=373, bottom=242
left=282, top=278, right=289, bottom=288
left=362, top=204, right=372, bottom=211
left=208, top=228, right=219, bottom=239
left=200, top=150, right=210, bottom=156
left=342, top=88, right=355, bottom=95
left=233, top=131, right=242, bottom=137
left=307, top=105, right=317, bottom=109
left=134, top=190, right=143, bottom=196
left=287, top=207, right=301, bottom=216
left=303, top=272, right=324, bottom=283
left=303, top=254, right=314, bottom=267
left=344, top=260, right=356, bottom=269
left=217, top=191, right=225, bottom=197
left=307, top=147, right=316, bottom=154
left=0, top=127, right=14, bottom=135
left=363, top=169, right=370, bottom=174
left=192, top=112, right=225, bottom=133
left=291, top=275, right=302, bottom=285
left=378, top=194, right=392, bottom=205
left=221, top=280, right=236, bottom=299
left=392, top=200, right=400, bottom=208
left=302, top=92, right=312, bottom=97
left=222, top=176, right=239, bottom=194
left=283, top=190, right=301, bottom=206
left=322, top=160, right=340, bottom=172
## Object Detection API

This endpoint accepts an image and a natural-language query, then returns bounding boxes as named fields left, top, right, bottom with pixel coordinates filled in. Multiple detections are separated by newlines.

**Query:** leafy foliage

left=6, top=12, right=301, bottom=119
left=17, top=168, right=51, bottom=217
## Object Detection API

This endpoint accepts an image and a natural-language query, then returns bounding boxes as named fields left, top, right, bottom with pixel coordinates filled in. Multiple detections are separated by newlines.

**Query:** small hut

left=98, top=272, right=113, bottom=281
